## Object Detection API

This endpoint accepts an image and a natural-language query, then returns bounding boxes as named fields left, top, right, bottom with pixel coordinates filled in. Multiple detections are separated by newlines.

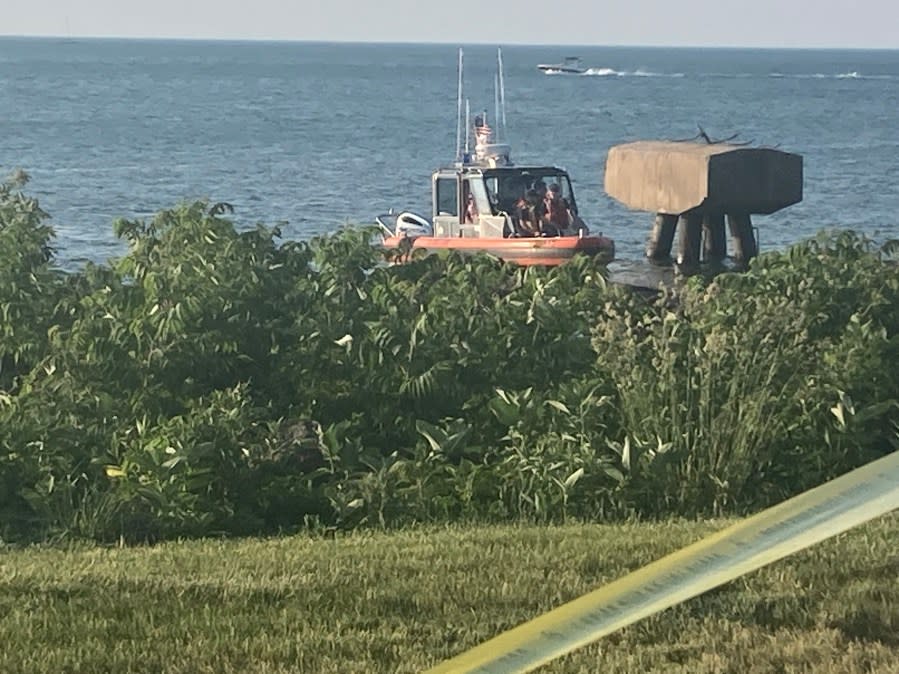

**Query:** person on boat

left=515, top=189, right=546, bottom=237
left=511, top=195, right=531, bottom=236
left=463, top=192, right=478, bottom=224
left=544, top=183, right=570, bottom=236
left=526, top=178, right=559, bottom=236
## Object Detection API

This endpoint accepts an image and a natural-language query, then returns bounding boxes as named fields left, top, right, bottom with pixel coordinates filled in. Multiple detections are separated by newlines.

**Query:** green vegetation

left=0, top=516, right=896, bottom=673
left=0, top=172, right=897, bottom=543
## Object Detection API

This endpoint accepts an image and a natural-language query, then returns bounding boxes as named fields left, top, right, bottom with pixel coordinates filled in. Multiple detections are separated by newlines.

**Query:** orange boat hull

left=382, top=235, right=615, bottom=266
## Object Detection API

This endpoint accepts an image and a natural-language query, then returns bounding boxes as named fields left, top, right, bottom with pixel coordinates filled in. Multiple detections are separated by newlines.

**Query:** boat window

left=545, top=176, right=576, bottom=213
left=559, top=176, right=578, bottom=213
left=481, top=170, right=579, bottom=215
left=526, top=173, right=578, bottom=214
left=468, top=178, right=493, bottom=215
left=435, top=177, right=458, bottom=216
left=494, top=174, right=529, bottom=213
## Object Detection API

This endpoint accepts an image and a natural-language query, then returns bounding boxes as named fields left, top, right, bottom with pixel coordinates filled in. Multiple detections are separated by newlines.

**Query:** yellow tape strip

left=425, top=450, right=899, bottom=674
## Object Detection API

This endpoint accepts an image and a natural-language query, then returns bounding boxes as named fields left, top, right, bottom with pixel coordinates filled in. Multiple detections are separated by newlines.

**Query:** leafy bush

left=0, top=183, right=896, bottom=543
left=0, top=172, right=68, bottom=391
left=591, top=231, right=899, bottom=516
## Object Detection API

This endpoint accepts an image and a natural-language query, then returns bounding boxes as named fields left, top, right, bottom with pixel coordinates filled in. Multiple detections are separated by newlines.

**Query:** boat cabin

left=431, top=165, right=580, bottom=239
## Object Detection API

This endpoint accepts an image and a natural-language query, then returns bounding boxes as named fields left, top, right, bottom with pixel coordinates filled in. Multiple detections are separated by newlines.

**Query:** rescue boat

left=377, top=49, right=615, bottom=267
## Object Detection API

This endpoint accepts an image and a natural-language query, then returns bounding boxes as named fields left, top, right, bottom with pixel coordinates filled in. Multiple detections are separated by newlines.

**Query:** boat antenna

left=455, top=48, right=464, bottom=162
left=497, top=47, right=507, bottom=140
left=494, top=73, right=500, bottom=143
left=464, top=99, right=470, bottom=155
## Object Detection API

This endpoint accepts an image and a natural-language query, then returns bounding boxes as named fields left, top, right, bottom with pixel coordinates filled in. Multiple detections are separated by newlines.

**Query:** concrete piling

left=676, top=212, right=703, bottom=270
left=702, top=213, right=727, bottom=263
left=645, top=213, right=678, bottom=261
left=728, top=213, right=757, bottom=265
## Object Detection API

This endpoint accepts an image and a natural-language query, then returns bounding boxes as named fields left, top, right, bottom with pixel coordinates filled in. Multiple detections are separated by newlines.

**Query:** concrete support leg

left=702, top=213, right=727, bottom=263
left=727, top=213, right=757, bottom=265
left=676, top=212, right=702, bottom=271
left=645, top=213, right=678, bottom=262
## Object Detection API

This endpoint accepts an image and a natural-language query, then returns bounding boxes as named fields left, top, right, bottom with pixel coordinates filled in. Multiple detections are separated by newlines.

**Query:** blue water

left=1, top=38, right=898, bottom=267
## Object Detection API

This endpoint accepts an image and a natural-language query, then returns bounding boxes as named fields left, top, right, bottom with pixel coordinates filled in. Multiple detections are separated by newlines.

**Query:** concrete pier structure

left=604, top=140, right=803, bottom=270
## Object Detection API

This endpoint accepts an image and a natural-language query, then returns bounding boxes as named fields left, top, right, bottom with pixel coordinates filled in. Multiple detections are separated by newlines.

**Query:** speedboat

left=378, top=49, right=614, bottom=267
left=537, top=56, right=586, bottom=75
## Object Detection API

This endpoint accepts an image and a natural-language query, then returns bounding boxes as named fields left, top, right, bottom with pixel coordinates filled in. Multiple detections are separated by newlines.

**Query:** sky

left=3, top=0, right=899, bottom=49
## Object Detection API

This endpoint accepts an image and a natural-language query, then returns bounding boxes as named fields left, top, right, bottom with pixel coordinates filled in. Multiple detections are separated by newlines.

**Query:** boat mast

left=455, top=48, right=464, bottom=162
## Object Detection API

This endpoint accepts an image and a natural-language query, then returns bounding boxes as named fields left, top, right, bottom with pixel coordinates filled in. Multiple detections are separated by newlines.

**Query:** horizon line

left=1, top=33, right=898, bottom=52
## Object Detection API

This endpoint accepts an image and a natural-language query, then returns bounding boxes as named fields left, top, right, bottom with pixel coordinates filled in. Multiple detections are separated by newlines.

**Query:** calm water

left=1, top=38, right=898, bottom=267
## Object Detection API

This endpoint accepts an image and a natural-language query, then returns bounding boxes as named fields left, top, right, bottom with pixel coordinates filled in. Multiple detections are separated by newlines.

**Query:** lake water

left=1, top=38, right=897, bottom=267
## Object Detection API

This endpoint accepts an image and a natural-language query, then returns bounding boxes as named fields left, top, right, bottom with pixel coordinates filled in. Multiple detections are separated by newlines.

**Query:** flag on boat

left=474, top=114, right=492, bottom=142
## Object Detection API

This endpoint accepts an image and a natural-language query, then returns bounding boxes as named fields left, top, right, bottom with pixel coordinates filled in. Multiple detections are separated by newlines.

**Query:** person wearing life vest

left=544, top=183, right=570, bottom=236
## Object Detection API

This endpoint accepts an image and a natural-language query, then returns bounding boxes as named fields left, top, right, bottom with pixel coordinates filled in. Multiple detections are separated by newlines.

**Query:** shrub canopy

left=1, top=175, right=896, bottom=542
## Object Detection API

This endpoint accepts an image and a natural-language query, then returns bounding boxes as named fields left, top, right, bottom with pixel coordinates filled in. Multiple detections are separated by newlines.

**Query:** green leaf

left=545, top=400, right=571, bottom=415
left=563, top=467, right=584, bottom=488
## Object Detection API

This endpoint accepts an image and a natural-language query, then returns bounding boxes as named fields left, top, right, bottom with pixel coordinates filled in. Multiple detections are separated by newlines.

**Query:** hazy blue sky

left=4, top=0, right=899, bottom=48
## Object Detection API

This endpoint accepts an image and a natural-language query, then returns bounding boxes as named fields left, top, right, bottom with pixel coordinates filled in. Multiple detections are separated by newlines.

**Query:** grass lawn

left=1, top=515, right=896, bottom=673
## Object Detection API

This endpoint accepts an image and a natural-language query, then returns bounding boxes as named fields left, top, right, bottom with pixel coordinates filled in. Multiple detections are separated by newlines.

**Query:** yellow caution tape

left=425, top=450, right=899, bottom=674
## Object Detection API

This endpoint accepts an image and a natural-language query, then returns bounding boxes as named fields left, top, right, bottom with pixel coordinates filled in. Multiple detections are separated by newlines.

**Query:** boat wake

left=767, top=71, right=893, bottom=80
left=580, top=67, right=685, bottom=78
left=560, top=69, right=893, bottom=80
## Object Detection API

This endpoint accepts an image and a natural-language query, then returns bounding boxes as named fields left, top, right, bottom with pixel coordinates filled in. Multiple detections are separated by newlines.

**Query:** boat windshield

left=480, top=170, right=577, bottom=215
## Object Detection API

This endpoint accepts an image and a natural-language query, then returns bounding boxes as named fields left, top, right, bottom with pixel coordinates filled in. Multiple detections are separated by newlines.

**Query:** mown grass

left=1, top=515, right=897, bottom=673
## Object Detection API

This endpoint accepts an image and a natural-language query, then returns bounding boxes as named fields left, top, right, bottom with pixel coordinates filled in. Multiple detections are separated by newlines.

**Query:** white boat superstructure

left=537, top=56, right=586, bottom=74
